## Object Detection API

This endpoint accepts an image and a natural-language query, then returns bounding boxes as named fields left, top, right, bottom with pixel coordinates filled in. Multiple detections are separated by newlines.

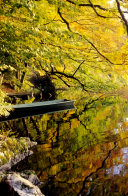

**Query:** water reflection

left=1, top=96, right=128, bottom=195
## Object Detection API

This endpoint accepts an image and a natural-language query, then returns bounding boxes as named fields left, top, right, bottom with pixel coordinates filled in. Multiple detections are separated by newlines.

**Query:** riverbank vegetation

left=1, top=0, right=128, bottom=113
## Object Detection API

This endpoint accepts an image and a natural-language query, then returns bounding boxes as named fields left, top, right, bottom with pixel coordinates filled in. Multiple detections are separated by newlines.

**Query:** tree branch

left=56, top=75, right=72, bottom=87
left=57, top=8, right=71, bottom=32
left=85, top=38, right=114, bottom=65
left=72, top=60, right=85, bottom=76
left=65, top=0, right=107, bottom=11
left=51, top=70, right=89, bottom=91
left=88, top=0, right=109, bottom=18
left=115, top=0, right=128, bottom=36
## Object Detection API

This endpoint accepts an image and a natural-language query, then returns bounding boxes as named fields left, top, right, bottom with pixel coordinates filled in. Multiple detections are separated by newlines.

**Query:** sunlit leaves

left=1, top=0, right=128, bottom=107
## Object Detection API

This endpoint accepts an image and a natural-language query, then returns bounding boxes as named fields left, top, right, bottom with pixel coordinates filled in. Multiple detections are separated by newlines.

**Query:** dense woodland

left=1, top=0, right=128, bottom=115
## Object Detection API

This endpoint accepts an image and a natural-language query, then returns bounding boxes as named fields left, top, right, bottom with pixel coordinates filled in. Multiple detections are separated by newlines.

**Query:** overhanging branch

left=58, top=8, right=71, bottom=32
left=88, top=0, right=109, bottom=18
left=72, top=60, right=85, bottom=76
left=115, top=0, right=128, bottom=36
left=85, top=38, right=114, bottom=65
left=51, top=70, right=89, bottom=91
left=65, top=0, right=107, bottom=11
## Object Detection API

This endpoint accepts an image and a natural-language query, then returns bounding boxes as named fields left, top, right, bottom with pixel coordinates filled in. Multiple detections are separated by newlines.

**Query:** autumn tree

left=28, top=0, right=128, bottom=93
left=1, top=0, right=128, bottom=107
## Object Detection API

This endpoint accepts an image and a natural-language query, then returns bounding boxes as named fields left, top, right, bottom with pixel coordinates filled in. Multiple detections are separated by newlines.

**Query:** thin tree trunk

left=20, top=63, right=28, bottom=86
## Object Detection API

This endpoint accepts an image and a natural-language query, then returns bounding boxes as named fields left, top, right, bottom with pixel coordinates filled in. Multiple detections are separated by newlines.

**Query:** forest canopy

left=1, top=0, right=128, bottom=111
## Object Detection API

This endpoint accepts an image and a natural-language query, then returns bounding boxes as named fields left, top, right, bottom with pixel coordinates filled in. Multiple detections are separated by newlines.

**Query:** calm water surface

left=1, top=96, right=128, bottom=196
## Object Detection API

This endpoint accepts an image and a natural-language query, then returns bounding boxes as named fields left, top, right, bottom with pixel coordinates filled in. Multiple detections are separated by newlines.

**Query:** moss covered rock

left=0, top=137, right=37, bottom=173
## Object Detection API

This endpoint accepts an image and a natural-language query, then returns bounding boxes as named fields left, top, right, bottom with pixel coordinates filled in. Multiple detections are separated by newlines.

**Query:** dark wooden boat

left=0, top=99, right=75, bottom=122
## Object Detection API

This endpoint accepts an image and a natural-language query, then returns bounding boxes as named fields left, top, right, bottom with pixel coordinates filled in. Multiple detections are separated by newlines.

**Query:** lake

left=0, top=95, right=128, bottom=196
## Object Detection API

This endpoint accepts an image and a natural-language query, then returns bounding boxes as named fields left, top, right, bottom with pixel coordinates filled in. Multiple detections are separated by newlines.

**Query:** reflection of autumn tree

left=0, top=95, right=127, bottom=146
left=78, top=136, right=128, bottom=196
left=3, top=96, right=128, bottom=195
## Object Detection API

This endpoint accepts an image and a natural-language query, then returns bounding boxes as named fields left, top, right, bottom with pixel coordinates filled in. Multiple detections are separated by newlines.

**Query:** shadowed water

left=1, top=95, right=128, bottom=196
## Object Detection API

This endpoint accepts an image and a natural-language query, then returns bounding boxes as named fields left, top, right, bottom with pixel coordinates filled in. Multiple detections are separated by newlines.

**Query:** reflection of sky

left=113, top=164, right=123, bottom=175
left=106, top=164, right=123, bottom=176
left=118, top=123, right=122, bottom=128
left=106, top=147, right=128, bottom=177
left=106, top=164, right=128, bottom=177
left=114, top=119, right=128, bottom=133
left=125, top=117, right=128, bottom=122
left=122, top=147, right=128, bottom=163
left=108, top=1, right=128, bottom=20
left=114, top=128, right=118, bottom=134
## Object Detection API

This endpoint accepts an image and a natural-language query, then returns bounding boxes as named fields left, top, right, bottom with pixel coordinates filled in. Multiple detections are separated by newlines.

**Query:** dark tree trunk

left=20, top=63, right=28, bottom=86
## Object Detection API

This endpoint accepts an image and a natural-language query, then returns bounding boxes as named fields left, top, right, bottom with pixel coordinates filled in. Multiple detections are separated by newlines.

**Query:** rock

left=28, top=174, right=41, bottom=186
left=20, top=170, right=43, bottom=186
left=0, top=137, right=37, bottom=174
left=0, top=150, right=33, bottom=173
left=1, top=172, right=44, bottom=196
